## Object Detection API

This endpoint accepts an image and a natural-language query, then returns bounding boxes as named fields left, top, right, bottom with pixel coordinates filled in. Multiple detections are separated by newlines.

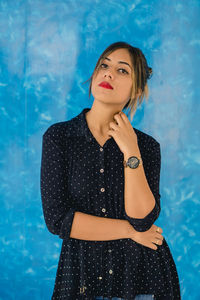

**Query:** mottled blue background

left=0, top=0, right=200, bottom=299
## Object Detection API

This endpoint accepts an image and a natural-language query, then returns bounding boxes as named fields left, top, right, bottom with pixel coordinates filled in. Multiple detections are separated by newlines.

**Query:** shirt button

left=102, top=208, right=106, bottom=213
left=98, top=276, right=102, bottom=280
left=100, top=168, right=104, bottom=173
left=108, top=249, right=112, bottom=253
left=109, top=269, right=113, bottom=274
left=100, top=187, right=105, bottom=192
left=100, top=147, right=103, bottom=152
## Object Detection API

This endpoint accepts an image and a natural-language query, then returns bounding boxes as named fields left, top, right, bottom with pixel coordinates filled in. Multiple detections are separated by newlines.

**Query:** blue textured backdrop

left=0, top=0, right=200, bottom=299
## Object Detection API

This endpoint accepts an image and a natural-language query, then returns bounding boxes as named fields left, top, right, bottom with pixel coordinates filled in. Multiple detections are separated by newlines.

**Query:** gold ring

left=156, top=227, right=159, bottom=233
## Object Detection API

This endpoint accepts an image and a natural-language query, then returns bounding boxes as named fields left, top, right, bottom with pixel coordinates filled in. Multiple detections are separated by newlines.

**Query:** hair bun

left=147, top=67, right=153, bottom=79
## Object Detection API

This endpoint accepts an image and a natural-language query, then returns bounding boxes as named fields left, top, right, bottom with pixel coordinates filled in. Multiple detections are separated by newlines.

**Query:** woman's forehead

left=104, top=48, right=131, bottom=60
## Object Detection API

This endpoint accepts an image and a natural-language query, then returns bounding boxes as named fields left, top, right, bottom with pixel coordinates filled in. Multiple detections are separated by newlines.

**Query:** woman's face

left=91, top=48, right=134, bottom=107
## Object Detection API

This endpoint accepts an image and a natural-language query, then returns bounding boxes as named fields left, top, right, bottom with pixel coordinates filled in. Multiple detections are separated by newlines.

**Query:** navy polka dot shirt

left=40, top=107, right=181, bottom=300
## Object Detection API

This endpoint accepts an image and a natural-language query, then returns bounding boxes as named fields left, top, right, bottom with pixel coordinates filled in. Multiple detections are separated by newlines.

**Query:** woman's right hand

left=127, top=223, right=164, bottom=250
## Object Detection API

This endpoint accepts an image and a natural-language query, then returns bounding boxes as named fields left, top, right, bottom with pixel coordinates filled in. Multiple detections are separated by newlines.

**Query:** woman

left=40, top=41, right=181, bottom=300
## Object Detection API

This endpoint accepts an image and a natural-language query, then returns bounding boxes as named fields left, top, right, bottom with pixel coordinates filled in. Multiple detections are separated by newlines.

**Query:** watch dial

left=129, top=156, right=139, bottom=168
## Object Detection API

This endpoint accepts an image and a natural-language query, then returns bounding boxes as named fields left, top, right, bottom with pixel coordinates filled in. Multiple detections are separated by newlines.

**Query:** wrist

left=124, top=220, right=137, bottom=239
left=123, top=146, right=141, bottom=160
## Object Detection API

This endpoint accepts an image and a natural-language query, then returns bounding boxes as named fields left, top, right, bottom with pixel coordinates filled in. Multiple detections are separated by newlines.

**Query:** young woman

left=40, top=41, right=181, bottom=300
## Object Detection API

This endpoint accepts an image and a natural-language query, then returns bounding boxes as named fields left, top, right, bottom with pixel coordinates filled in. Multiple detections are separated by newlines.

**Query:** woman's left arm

left=108, top=111, right=161, bottom=232
left=123, top=140, right=161, bottom=232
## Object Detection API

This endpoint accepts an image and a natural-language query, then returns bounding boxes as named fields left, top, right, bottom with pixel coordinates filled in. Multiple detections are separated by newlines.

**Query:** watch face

left=127, top=156, right=140, bottom=169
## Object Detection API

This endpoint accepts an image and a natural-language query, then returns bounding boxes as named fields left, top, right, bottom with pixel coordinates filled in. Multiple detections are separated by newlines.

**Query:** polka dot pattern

left=40, top=108, right=181, bottom=300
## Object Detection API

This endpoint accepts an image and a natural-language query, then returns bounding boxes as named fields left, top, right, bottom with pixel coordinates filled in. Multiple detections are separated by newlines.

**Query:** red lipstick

left=98, top=81, right=113, bottom=89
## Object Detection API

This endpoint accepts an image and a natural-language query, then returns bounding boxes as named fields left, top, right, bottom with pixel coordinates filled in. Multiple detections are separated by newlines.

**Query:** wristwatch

left=123, top=156, right=143, bottom=169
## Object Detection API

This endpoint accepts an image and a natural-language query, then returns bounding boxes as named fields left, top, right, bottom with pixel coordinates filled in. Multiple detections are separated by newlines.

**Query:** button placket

left=97, top=244, right=104, bottom=288
left=98, top=146, right=108, bottom=218
left=108, top=249, right=114, bottom=275
left=99, top=147, right=106, bottom=216
left=97, top=147, right=108, bottom=290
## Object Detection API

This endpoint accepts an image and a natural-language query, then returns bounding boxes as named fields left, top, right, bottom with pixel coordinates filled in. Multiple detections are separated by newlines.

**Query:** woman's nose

left=103, top=69, right=113, bottom=79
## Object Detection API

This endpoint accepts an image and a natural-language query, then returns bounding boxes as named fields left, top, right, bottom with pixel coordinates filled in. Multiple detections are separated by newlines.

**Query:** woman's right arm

left=70, top=211, right=163, bottom=250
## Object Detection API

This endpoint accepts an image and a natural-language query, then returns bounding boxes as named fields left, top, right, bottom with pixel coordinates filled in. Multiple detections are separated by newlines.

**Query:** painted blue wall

left=0, top=0, right=200, bottom=299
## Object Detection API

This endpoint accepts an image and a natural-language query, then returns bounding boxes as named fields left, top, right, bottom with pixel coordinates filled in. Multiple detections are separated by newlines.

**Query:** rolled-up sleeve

left=124, top=140, right=161, bottom=232
left=40, top=126, right=76, bottom=240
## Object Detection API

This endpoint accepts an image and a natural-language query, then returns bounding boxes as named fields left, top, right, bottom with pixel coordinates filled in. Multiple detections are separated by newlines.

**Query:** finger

left=152, top=240, right=159, bottom=246
left=113, top=113, right=124, bottom=126
left=156, top=227, right=163, bottom=234
left=107, top=129, right=117, bottom=138
left=140, top=241, right=158, bottom=251
left=151, top=224, right=157, bottom=230
left=150, top=243, right=158, bottom=250
left=118, top=111, right=130, bottom=124
left=109, top=121, right=119, bottom=130
left=155, top=233, right=164, bottom=240
left=153, top=238, right=163, bottom=246
left=154, top=237, right=163, bottom=243
left=155, top=239, right=162, bottom=245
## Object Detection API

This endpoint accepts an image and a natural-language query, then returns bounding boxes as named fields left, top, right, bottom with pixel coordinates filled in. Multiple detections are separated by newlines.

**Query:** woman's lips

left=98, top=81, right=113, bottom=89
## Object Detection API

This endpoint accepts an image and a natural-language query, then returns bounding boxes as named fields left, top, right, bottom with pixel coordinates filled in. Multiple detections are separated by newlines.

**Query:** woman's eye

left=100, top=63, right=108, bottom=68
left=119, top=68, right=129, bottom=74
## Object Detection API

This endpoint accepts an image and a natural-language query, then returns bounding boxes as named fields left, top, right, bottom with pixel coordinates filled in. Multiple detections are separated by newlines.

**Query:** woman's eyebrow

left=103, top=57, right=132, bottom=70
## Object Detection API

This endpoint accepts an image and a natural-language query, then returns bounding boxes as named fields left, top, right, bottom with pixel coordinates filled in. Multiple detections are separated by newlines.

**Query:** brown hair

left=83, top=41, right=153, bottom=121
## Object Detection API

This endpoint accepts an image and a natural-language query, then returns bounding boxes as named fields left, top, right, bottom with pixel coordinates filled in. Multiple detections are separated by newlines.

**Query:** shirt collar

left=77, top=107, right=94, bottom=142
left=77, top=107, right=115, bottom=147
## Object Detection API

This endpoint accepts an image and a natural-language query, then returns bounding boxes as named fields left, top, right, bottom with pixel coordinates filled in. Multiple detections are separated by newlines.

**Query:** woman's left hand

left=107, top=111, right=139, bottom=156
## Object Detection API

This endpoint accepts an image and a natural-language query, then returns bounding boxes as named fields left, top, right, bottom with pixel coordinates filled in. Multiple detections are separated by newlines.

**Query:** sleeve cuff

left=59, top=208, right=76, bottom=240
left=124, top=199, right=160, bottom=232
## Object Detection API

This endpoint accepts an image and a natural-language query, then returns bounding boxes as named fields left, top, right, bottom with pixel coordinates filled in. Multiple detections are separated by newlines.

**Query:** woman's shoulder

left=42, top=113, right=81, bottom=140
left=133, top=127, right=160, bottom=148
